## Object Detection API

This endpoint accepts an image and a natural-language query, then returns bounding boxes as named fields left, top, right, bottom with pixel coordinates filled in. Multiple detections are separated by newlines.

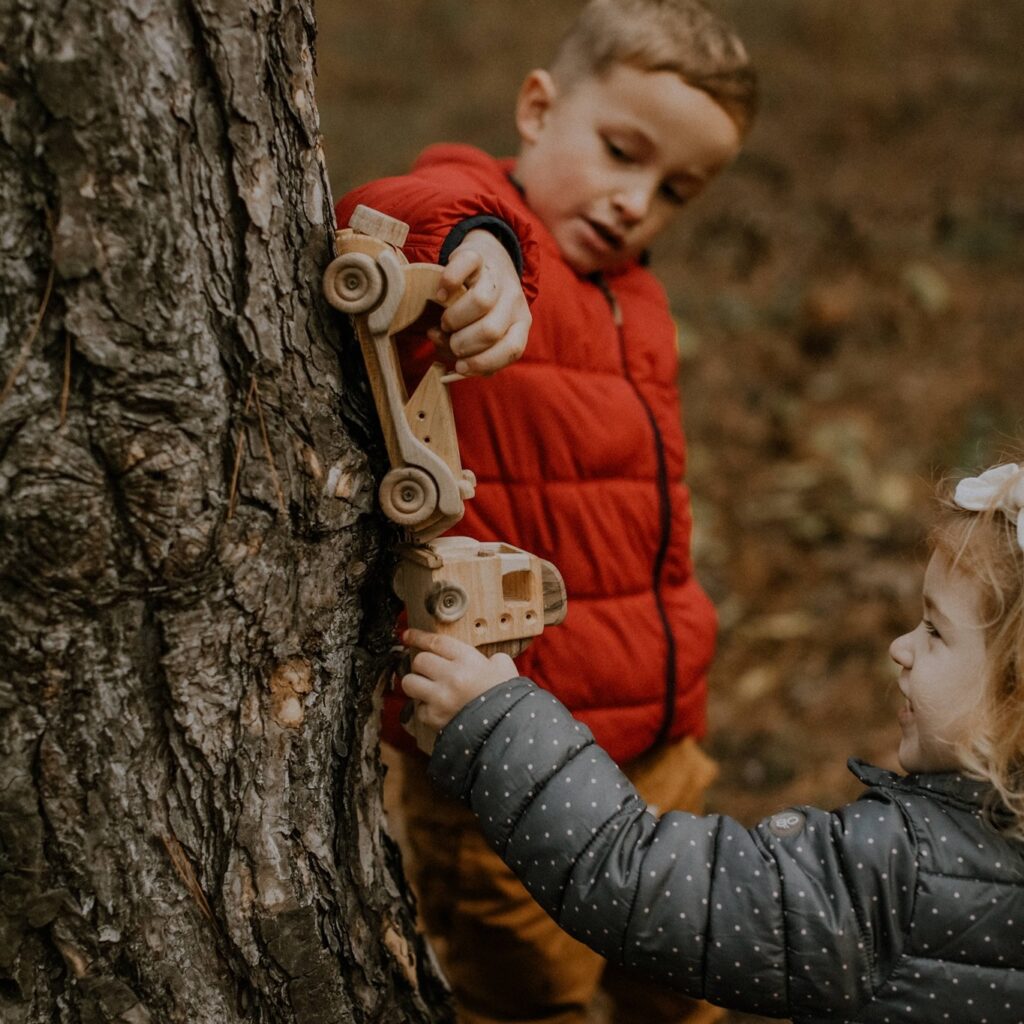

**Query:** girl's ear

left=515, top=69, right=558, bottom=145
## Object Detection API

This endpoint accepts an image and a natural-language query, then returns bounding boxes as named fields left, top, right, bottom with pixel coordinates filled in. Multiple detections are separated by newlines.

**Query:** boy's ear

left=515, top=69, right=558, bottom=144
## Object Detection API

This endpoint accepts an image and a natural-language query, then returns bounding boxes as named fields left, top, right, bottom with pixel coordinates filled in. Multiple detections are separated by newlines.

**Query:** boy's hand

left=433, top=229, right=531, bottom=376
left=401, top=628, right=519, bottom=735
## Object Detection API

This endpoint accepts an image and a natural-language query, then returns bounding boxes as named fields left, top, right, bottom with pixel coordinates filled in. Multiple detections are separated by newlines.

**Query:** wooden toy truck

left=394, top=537, right=567, bottom=753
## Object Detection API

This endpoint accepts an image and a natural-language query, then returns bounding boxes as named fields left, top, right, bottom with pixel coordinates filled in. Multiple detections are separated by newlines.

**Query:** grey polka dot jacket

left=428, top=679, right=1024, bottom=1023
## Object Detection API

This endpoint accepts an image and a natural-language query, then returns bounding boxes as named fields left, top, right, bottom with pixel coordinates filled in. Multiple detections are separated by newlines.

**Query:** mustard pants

left=386, top=737, right=726, bottom=1024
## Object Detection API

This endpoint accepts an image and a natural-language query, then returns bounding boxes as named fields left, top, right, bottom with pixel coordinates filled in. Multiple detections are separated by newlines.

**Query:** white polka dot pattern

left=428, top=680, right=1024, bottom=1022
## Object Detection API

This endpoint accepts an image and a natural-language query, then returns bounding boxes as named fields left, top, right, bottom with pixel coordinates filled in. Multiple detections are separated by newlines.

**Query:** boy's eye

left=604, top=138, right=632, bottom=162
left=923, top=619, right=941, bottom=639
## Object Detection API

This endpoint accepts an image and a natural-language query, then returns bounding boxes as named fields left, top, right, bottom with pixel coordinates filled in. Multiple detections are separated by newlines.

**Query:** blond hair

left=929, top=461, right=1024, bottom=839
left=549, top=0, right=758, bottom=137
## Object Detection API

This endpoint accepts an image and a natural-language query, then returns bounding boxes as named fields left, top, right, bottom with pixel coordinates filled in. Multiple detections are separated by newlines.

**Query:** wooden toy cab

left=322, top=204, right=475, bottom=540
left=394, top=538, right=567, bottom=658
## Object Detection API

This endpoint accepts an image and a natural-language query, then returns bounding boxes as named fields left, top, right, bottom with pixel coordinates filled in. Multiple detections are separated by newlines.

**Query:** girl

left=401, top=461, right=1024, bottom=1023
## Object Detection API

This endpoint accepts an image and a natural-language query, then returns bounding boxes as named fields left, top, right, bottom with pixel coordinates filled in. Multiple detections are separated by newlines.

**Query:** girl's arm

left=406, top=635, right=916, bottom=1018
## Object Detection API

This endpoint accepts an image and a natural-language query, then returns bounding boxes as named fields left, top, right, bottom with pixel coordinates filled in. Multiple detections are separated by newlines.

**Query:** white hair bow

left=953, top=462, right=1024, bottom=551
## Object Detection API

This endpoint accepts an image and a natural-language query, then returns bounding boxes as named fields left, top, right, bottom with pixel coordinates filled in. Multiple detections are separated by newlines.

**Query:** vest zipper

left=595, top=276, right=677, bottom=750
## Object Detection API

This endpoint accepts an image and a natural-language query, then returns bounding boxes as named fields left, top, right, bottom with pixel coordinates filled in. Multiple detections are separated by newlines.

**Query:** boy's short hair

left=550, top=0, right=758, bottom=136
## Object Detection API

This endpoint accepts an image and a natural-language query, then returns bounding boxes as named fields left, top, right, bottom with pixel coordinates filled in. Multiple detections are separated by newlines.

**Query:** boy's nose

left=612, top=183, right=653, bottom=224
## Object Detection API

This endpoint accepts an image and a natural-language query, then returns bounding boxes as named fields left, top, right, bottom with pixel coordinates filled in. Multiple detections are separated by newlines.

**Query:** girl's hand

left=401, top=629, right=519, bottom=735
left=432, top=230, right=531, bottom=376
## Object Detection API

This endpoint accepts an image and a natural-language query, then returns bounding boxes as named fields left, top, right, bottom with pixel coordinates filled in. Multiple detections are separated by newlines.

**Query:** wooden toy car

left=394, top=537, right=567, bottom=658
left=323, top=205, right=475, bottom=540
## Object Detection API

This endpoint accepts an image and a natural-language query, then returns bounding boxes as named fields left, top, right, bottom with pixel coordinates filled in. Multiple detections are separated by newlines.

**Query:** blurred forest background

left=315, top=2, right=1023, bottom=1020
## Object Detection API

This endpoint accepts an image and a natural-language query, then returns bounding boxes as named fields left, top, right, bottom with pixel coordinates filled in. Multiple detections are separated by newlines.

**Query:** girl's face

left=889, top=553, right=989, bottom=773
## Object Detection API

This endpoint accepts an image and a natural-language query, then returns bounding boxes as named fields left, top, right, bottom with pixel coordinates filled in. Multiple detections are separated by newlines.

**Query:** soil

left=315, top=3, right=1024, bottom=1021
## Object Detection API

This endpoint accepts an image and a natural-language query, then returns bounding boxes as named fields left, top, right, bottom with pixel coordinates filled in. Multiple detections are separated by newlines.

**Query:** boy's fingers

left=440, top=282, right=498, bottom=334
left=447, top=308, right=509, bottom=357
left=456, top=320, right=529, bottom=376
left=438, top=249, right=482, bottom=299
left=426, top=327, right=455, bottom=360
left=448, top=292, right=531, bottom=366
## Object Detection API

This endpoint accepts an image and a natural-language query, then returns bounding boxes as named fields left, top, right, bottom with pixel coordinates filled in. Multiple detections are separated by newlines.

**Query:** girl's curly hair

left=930, top=459, right=1024, bottom=839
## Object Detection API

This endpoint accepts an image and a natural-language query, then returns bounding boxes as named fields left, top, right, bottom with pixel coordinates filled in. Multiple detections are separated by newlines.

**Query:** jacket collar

left=848, top=757, right=994, bottom=813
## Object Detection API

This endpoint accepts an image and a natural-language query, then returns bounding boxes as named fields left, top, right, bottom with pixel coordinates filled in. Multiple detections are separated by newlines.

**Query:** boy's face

left=513, top=64, right=741, bottom=275
left=889, top=553, right=988, bottom=774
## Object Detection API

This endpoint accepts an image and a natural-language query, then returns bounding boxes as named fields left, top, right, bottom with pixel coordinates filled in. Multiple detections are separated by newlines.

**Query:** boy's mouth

left=585, top=218, right=624, bottom=250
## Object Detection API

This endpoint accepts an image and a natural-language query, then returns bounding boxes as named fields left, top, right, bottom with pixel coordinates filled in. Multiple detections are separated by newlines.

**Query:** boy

left=335, top=2, right=757, bottom=1021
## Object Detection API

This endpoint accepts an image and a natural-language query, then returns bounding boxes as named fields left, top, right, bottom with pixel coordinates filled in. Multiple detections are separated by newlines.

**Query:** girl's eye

left=659, top=183, right=687, bottom=206
left=923, top=619, right=941, bottom=639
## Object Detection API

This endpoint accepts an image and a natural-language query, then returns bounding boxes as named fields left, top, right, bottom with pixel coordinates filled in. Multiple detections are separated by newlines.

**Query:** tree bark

left=0, top=2, right=449, bottom=1021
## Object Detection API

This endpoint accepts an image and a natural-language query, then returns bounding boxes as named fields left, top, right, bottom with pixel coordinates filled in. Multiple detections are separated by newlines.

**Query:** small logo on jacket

left=768, top=810, right=805, bottom=838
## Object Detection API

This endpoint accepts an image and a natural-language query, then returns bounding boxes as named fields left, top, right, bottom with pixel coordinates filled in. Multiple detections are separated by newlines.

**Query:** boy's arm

left=408, top=636, right=915, bottom=1018
left=336, top=171, right=538, bottom=376
left=336, top=175, right=537, bottom=298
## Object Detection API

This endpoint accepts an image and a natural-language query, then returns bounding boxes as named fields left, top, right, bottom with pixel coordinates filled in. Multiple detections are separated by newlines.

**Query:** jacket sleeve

left=334, top=150, right=539, bottom=306
left=429, top=679, right=917, bottom=1020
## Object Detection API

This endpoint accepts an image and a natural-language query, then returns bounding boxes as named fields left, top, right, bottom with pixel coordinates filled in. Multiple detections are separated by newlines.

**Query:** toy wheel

left=379, top=467, right=439, bottom=527
left=427, top=582, right=469, bottom=624
left=323, top=251, right=384, bottom=314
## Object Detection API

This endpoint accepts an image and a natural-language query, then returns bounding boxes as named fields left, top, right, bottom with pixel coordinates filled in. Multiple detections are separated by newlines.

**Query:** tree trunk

left=0, top=2, right=449, bottom=1021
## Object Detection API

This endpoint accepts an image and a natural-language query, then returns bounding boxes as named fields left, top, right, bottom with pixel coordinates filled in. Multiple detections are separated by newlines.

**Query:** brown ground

left=315, top=3, right=1024, bottom=1021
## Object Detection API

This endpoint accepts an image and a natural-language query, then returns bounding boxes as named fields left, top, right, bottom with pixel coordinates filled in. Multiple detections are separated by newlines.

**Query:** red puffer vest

left=336, top=144, right=716, bottom=763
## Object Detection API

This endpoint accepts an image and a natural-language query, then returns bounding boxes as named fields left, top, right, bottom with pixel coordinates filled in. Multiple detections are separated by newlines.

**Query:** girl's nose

left=889, top=632, right=913, bottom=669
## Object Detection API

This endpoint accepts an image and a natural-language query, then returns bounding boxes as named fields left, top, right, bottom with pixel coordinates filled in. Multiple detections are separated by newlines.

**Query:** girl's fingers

left=401, top=674, right=456, bottom=735
left=400, top=670, right=434, bottom=702
left=403, top=628, right=469, bottom=660
left=489, top=653, right=519, bottom=678
left=409, top=649, right=458, bottom=682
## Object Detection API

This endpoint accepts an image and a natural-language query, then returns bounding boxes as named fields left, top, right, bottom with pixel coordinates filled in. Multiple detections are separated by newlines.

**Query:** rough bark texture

left=0, top=2, right=449, bottom=1021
